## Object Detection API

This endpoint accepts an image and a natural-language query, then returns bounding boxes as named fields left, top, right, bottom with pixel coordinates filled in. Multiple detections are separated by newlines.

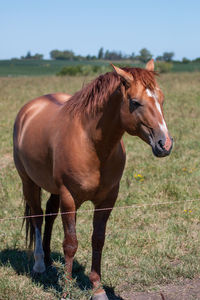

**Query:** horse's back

left=13, top=93, right=71, bottom=192
left=43, top=93, right=71, bottom=104
left=14, top=92, right=71, bottom=142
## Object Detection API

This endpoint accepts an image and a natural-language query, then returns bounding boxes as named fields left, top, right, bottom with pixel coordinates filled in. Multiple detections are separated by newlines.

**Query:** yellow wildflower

left=134, top=174, right=144, bottom=182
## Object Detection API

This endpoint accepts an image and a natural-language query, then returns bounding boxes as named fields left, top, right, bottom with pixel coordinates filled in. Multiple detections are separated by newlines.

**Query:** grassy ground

left=0, top=72, right=200, bottom=299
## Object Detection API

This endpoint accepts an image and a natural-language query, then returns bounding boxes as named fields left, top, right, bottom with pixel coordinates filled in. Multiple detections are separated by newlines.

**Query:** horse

left=13, top=59, right=173, bottom=300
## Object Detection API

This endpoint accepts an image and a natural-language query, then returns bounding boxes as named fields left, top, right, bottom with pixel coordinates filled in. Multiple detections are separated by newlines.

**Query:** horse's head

left=112, top=60, right=173, bottom=157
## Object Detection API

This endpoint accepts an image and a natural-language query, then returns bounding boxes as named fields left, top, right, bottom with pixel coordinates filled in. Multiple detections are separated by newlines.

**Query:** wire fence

left=0, top=198, right=199, bottom=223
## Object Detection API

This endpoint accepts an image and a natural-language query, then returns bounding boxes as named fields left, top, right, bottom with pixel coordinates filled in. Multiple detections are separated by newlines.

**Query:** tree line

left=20, top=48, right=199, bottom=63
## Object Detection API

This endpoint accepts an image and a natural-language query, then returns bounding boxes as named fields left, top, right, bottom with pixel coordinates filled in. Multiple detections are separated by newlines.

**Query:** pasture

left=0, top=72, right=200, bottom=299
left=1, top=59, right=200, bottom=77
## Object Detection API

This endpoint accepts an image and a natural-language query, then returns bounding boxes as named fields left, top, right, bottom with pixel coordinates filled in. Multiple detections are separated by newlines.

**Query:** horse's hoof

left=92, top=291, right=109, bottom=300
left=33, top=262, right=46, bottom=273
left=31, top=269, right=45, bottom=279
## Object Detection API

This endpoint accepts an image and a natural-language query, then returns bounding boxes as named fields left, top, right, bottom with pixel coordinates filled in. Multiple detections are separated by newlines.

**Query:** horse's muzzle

left=152, top=137, right=173, bottom=157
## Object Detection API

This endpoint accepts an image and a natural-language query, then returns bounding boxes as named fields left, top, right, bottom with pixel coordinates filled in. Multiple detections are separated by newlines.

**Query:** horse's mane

left=64, top=67, right=157, bottom=117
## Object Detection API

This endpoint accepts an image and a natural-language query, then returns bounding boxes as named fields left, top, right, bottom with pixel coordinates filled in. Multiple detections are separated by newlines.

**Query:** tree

left=25, top=51, right=32, bottom=59
left=103, top=49, right=123, bottom=60
left=62, top=50, right=74, bottom=60
left=129, top=52, right=135, bottom=60
left=21, top=51, right=43, bottom=60
left=50, top=50, right=61, bottom=59
left=192, top=57, right=200, bottom=63
left=33, top=53, right=43, bottom=60
left=156, top=55, right=164, bottom=61
left=162, top=52, right=174, bottom=62
left=182, top=57, right=190, bottom=63
left=50, top=49, right=74, bottom=60
left=98, top=47, right=104, bottom=59
left=138, top=48, right=153, bottom=63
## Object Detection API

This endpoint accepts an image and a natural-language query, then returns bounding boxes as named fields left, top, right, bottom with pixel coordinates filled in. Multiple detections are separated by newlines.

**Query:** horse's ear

left=111, top=64, right=133, bottom=85
left=145, top=59, right=154, bottom=71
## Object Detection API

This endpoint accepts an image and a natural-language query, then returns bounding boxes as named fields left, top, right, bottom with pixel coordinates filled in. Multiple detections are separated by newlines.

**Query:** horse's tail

left=22, top=202, right=35, bottom=249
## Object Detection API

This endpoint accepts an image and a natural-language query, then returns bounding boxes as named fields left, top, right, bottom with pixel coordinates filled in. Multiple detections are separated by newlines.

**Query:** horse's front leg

left=90, top=185, right=119, bottom=300
left=60, top=186, right=78, bottom=278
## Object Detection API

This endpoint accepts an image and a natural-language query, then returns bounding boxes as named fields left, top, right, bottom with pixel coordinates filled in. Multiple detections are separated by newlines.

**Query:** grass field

left=0, top=72, right=200, bottom=299
left=0, top=60, right=110, bottom=77
left=1, top=59, right=200, bottom=77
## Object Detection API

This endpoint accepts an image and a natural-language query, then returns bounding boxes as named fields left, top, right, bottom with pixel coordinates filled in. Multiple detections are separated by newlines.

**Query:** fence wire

left=0, top=198, right=199, bottom=223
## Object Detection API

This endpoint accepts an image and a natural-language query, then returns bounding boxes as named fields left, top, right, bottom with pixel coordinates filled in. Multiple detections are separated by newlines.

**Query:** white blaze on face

left=146, top=88, right=168, bottom=135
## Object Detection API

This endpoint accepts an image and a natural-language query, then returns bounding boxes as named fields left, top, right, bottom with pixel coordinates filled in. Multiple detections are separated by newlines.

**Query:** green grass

left=1, top=59, right=200, bottom=77
left=0, top=73, right=200, bottom=299
left=172, top=62, right=200, bottom=72
left=0, top=60, right=109, bottom=77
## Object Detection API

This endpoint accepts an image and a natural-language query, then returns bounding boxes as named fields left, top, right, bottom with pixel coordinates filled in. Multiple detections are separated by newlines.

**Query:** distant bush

left=193, top=57, right=200, bottom=63
left=182, top=57, right=191, bottom=64
left=57, top=65, right=81, bottom=76
left=57, top=64, right=110, bottom=76
left=155, top=62, right=173, bottom=73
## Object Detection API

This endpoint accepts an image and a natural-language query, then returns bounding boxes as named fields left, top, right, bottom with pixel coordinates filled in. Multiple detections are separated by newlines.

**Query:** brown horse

left=13, top=60, right=173, bottom=300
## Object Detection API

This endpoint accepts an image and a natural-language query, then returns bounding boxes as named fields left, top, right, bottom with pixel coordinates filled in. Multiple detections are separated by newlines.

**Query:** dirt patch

left=119, top=278, right=200, bottom=300
left=0, top=153, right=13, bottom=169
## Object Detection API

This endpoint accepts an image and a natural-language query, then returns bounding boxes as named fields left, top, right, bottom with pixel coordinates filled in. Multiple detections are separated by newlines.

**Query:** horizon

left=1, top=0, right=200, bottom=60
left=3, top=48, right=200, bottom=62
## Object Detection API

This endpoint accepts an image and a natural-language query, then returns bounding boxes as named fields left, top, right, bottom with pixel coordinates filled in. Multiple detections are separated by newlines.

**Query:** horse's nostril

left=158, top=140, right=164, bottom=149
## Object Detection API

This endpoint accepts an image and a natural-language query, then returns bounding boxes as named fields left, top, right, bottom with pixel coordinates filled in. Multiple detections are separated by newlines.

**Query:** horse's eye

left=129, top=98, right=142, bottom=113
left=132, top=99, right=142, bottom=107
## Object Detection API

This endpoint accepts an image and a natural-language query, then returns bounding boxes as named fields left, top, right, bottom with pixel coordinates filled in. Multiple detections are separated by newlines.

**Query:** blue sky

left=1, top=0, right=200, bottom=60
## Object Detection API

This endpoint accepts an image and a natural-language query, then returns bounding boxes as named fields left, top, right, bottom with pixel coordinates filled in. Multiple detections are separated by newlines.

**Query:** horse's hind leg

left=43, top=194, right=60, bottom=266
left=22, top=178, right=45, bottom=273
left=59, top=186, right=78, bottom=278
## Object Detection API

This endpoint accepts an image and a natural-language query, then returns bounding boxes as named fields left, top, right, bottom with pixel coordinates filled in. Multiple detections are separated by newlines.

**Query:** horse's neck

left=86, top=92, right=124, bottom=161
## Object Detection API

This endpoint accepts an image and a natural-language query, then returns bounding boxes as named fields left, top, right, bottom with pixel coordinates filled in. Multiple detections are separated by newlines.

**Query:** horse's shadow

left=0, top=249, right=124, bottom=300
